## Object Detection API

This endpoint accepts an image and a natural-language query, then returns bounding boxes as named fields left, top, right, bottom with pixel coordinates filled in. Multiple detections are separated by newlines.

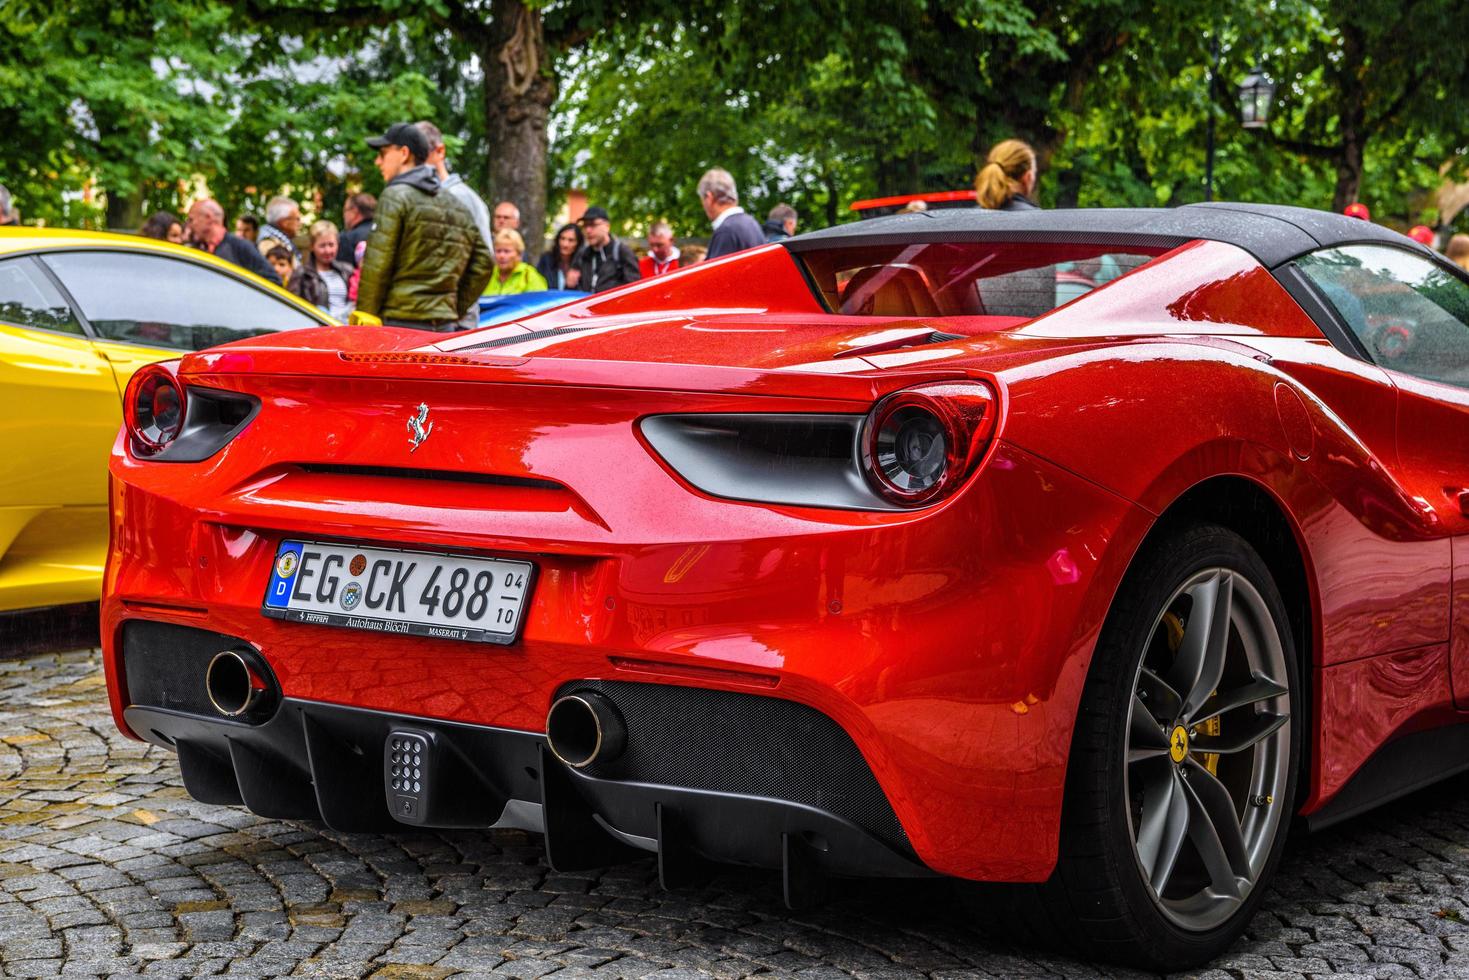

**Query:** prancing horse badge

left=407, top=402, right=433, bottom=452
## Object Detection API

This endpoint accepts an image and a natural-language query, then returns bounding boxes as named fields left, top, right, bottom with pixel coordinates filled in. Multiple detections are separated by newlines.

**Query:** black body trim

left=1305, top=723, right=1469, bottom=830
left=295, top=463, right=563, bottom=491
left=1272, top=264, right=1373, bottom=362
left=786, top=202, right=1432, bottom=269
left=557, top=679, right=914, bottom=854
left=639, top=412, right=901, bottom=512
left=463, top=325, right=599, bottom=350
left=141, top=386, right=261, bottom=463
left=121, top=622, right=929, bottom=893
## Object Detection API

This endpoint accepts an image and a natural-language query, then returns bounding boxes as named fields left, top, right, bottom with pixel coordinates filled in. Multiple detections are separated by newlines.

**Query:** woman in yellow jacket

left=484, top=229, right=549, bottom=295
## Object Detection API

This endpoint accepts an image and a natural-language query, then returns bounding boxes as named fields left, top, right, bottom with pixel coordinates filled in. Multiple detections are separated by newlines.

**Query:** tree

left=1247, top=0, right=1469, bottom=210
left=0, top=0, right=439, bottom=229
left=0, top=0, right=240, bottom=228
left=230, top=0, right=1019, bottom=246
left=232, top=0, right=677, bottom=255
left=210, top=56, right=439, bottom=221
left=552, top=29, right=951, bottom=233
left=4, top=0, right=1462, bottom=238
left=551, top=1, right=1057, bottom=230
left=1045, top=2, right=1465, bottom=218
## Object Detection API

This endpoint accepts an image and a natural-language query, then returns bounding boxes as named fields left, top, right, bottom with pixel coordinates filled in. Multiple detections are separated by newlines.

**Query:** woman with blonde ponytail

left=975, top=139, right=1038, bottom=211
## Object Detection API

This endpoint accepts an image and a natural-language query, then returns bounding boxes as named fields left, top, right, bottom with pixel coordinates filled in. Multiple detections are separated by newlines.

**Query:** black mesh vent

left=560, top=680, right=910, bottom=852
left=928, top=331, right=966, bottom=343
left=464, top=325, right=597, bottom=350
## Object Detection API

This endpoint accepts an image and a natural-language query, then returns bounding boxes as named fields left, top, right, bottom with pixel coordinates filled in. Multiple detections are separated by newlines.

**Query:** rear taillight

left=123, top=362, right=259, bottom=462
left=860, top=382, right=996, bottom=505
left=125, top=363, right=187, bottom=456
left=640, top=379, right=999, bottom=511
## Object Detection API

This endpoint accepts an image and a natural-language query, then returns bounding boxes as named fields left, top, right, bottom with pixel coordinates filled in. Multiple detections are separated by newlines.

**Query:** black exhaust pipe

left=546, top=691, right=626, bottom=769
left=205, top=649, right=274, bottom=718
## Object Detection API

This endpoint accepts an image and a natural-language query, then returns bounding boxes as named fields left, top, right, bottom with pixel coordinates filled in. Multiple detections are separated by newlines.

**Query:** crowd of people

left=109, top=120, right=804, bottom=330
left=3, top=131, right=1468, bottom=329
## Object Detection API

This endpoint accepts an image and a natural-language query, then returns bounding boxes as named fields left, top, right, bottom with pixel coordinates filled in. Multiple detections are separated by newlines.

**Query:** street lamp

left=1237, top=66, right=1277, bottom=129
left=1205, top=59, right=1278, bottom=200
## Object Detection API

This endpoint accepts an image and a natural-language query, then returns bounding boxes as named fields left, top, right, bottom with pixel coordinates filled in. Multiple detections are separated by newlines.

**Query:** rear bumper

left=121, top=621, right=928, bottom=893
left=104, top=433, right=1150, bottom=882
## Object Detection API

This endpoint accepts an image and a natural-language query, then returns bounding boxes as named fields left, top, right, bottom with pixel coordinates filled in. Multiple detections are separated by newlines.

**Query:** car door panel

left=1295, top=245, right=1469, bottom=707
left=0, top=245, right=330, bottom=612
left=1247, top=335, right=1452, bottom=664
left=1395, top=375, right=1469, bottom=707
left=92, top=342, right=170, bottom=397
left=0, top=255, right=118, bottom=609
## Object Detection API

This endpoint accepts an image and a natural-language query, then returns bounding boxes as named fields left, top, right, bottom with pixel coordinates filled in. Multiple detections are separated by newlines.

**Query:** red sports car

left=103, top=204, right=1469, bottom=970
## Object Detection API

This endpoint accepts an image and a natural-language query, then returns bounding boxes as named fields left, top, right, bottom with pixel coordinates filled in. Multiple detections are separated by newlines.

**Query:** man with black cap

left=356, top=122, right=492, bottom=330
left=571, top=206, right=640, bottom=293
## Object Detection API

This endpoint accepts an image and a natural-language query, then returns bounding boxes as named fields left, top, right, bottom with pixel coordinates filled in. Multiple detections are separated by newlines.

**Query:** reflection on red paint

left=1047, top=548, right=1080, bottom=584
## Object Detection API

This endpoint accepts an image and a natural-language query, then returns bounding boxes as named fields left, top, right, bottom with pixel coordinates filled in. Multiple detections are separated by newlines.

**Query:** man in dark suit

left=699, top=168, right=765, bottom=260
left=186, top=199, right=281, bottom=284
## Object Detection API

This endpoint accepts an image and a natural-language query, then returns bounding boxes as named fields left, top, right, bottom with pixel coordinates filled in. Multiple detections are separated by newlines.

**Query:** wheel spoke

left=1135, top=767, right=1190, bottom=894
left=1191, top=711, right=1288, bottom=754
left=1167, top=572, right=1234, bottom=722
left=1122, top=564, right=1291, bottom=932
left=1129, top=694, right=1171, bottom=762
left=1136, top=666, right=1183, bottom=723
left=1181, top=760, right=1250, bottom=897
left=1191, top=675, right=1289, bottom=726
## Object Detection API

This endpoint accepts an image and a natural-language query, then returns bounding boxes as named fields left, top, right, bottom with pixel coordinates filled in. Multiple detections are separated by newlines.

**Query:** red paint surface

left=1316, top=644, right=1458, bottom=801
left=105, top=237, right=1469, bottom=881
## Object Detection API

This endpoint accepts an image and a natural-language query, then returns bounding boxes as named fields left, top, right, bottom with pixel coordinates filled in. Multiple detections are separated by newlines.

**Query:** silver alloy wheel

left=1123, top=568, right=1291, bottom=932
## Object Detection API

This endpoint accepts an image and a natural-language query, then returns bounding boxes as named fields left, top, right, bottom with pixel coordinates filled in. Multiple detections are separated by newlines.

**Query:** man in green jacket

left=357, top=123, right=493, bottom=331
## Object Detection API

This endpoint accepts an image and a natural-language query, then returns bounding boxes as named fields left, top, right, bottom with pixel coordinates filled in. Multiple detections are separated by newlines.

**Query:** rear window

left=796, top=242, right=1165, bottom=318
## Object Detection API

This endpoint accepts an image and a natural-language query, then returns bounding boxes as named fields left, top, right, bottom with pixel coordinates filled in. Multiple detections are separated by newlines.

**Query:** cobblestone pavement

left=4, top=650, right=1469, bottom=980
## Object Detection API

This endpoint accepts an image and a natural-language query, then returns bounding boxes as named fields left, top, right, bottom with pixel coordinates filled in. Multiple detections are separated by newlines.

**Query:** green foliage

left=212, top=64, right=440, bottom=222
left=0, top=0, right=237, bottom=226
left=549, top=1, right=1032, bottom=234
left=1, top=0, right=1465, bottom=236
left=0, top=0, right=449, bottom=228
left=553, top=0, right=1467, bottom=231
left=551, top=31, right=952, bottom=234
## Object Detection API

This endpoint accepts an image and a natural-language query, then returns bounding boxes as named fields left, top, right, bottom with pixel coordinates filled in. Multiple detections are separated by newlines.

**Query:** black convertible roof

left=788, top=202, right=1427, bottom=269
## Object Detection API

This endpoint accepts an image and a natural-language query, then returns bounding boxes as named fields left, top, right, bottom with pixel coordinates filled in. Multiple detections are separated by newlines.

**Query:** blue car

left=478, top=290, right=584, bottom=327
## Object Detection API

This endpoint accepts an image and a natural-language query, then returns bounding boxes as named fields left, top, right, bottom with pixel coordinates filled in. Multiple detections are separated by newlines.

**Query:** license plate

left=261, top=540, right=534, bottom=644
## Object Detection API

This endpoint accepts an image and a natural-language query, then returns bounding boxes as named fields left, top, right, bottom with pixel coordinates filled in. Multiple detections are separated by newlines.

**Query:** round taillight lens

left=860, top=382, right=996, bottom=505
left=870, top=405, right=949, bottom=495
left=126, top=365, right=187, bottom=454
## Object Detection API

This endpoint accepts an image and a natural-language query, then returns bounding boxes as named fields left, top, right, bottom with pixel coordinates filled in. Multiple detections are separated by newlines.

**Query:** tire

left=968, top=524, right=1301, bottom=971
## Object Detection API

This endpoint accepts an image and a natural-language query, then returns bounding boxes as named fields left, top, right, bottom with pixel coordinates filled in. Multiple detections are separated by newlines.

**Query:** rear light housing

left=859, top=382, right=996, bottom=505
left=124, top=361, right=260, bottom=462
left=639, top=379, right=999, bottom=511
left=124, top=363, right=187, bottom=456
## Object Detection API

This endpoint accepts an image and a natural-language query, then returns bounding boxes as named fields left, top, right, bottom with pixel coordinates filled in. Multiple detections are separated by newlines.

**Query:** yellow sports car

left=0, top=228, right=335, bottom=614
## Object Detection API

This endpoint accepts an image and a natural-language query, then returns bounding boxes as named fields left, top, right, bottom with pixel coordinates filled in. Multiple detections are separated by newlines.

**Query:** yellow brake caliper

left=1163, top=612, right=1220, bottom=776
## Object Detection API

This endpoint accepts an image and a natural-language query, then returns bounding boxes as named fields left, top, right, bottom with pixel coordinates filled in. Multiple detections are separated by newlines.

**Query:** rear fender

left=1001, top=345, right=1455, bottom=823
